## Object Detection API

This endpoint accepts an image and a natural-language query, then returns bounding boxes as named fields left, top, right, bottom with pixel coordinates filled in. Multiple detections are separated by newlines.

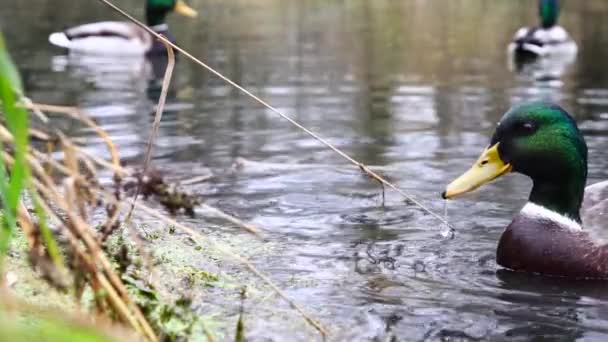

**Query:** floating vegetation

left=123, top=169, right=203, bottom=217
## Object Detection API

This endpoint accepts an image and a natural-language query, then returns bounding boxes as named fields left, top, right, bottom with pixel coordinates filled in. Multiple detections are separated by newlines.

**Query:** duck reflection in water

left=50, top=52, right=178, bottom=105
left=495, top=269, right=608, bottom=340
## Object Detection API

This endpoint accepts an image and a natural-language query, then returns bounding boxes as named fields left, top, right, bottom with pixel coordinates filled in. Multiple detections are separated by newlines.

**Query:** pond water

left=3, top=0, right=608, bottom=340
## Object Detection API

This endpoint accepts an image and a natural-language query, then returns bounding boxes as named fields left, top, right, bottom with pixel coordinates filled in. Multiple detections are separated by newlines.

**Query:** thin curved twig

left=124, top=38, right=175, bottom=222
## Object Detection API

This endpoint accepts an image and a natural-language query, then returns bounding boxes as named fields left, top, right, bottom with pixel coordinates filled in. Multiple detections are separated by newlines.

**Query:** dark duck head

left=146, top=0, right=198, bottom=27
left=146, top=0, right=198, bottom=55
left=539, top=0, right=560, bottom=29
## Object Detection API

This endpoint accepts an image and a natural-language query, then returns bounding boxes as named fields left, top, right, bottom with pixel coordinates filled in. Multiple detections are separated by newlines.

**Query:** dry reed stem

left=179, top=174, right=213, bottom=185
left=60, top=137, right=88, bottom=219
left=16, top=202, right=36, bottom=249
left=198, top=204, right=260, bottom=235
left=25, top=103, right=121, bottom=172
left=124, top=38, right=175, bottom=223
left=68, top=145, right=128, bottom=178
left=19, top=96, right=49, bottom=124
left=140, top=39, right=174, bottom=177
left=29, top=128, right=51, bottom=141
left=96, top=0, right=453, bottom=233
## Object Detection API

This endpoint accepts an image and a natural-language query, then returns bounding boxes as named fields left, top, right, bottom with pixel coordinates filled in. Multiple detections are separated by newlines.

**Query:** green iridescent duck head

left=146, top=0, right=198, bottom=26
left=444, top=102, right=588, bottom=222
left=539, top=0, right=560, bottom=28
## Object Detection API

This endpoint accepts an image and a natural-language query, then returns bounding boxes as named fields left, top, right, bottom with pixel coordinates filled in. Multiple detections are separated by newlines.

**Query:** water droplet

left=440, top=200, right=455, bottom=238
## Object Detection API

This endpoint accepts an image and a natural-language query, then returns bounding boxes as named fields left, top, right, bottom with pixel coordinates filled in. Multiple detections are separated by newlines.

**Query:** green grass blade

left=0, top=311, right=117, bottom=342
left=0, top=138, right=16, bottom=258
left=0, top=33, right=23, bottom=94
left=0, top=31, right=30, bottom=262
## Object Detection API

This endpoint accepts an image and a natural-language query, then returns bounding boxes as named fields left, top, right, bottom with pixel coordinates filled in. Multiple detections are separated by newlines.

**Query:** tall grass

left=0, top=31, right=118, bottom=341
left=0, top=32, right=62, bottom=269
left=0, top=31, right=30, bottom=267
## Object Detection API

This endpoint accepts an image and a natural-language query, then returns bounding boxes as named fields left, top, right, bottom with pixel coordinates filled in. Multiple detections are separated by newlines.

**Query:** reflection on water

left=3, top=0, right=608, bottom=340
left=509, top=51, right=577, bottom=84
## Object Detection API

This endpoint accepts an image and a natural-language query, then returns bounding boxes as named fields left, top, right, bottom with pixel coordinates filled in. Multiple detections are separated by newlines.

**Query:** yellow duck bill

left=175, top=0, right=198, bottom=17
left=442, top=143, right=512, bottom=199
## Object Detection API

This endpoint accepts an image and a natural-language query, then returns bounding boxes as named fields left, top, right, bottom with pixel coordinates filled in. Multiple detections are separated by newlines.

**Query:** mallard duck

left=48, top=0, right=197, bottom=56
left=442, top=102, right=608, bottom=279
left=508, top=0, right=577, bottom=58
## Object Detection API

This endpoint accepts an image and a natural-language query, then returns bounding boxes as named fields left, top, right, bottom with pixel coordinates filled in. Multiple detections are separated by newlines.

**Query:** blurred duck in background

left=47, top=0, right=198, bottom=121
left=48, top=0, right=198, bottom=101
left=48, top=0, right=197, bottom=56
left=508, top=0, right=577, bottom=61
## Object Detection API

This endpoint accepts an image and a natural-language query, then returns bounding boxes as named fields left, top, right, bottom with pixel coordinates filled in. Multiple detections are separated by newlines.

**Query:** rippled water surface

left=4, top=0, right=608, bottom=340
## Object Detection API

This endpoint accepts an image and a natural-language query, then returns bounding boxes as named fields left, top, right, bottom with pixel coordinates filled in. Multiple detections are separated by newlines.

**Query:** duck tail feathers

left=49, top=32, right=71, bottom=49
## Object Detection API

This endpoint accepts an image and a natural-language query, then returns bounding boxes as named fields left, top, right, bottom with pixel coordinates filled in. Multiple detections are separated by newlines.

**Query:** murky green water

left=4, top=0, right=608, bottom=340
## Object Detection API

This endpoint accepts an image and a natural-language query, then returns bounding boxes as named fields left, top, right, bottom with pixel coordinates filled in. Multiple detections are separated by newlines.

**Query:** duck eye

left=516, top=121, right=537, bottom=136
